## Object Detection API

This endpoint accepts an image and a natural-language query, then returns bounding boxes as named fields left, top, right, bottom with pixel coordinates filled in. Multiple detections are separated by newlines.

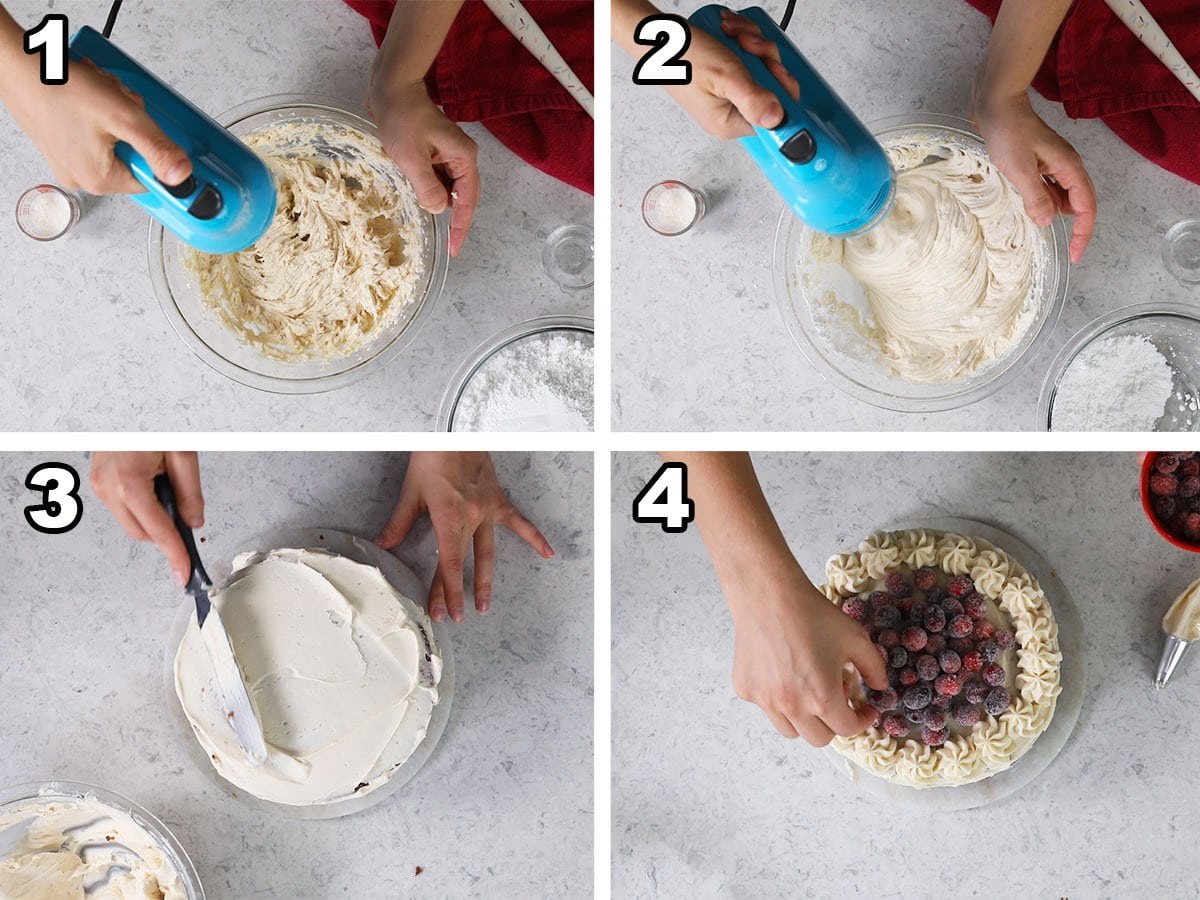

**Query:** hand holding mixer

left=688, top=4, right=896, bottom=237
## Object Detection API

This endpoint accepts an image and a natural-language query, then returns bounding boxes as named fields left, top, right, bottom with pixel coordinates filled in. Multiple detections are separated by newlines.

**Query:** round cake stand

left=161, top=527, right=454, bottom=820
left=819, top=516, right=1085, bottom=811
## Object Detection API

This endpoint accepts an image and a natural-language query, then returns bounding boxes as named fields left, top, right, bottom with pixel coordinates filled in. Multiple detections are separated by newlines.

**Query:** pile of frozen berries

left=840, top=569, right=1016, bottom=748
left=1146, top=453, right=1200, bottom=543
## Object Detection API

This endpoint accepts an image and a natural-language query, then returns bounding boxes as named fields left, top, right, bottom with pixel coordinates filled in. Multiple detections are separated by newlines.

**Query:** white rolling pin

left=483, top=0, right=595, bottom=119
left=1103, top=0, right=1200, bottom=104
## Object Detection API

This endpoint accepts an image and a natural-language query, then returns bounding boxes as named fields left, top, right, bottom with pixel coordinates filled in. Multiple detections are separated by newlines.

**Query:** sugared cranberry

left=868, top=688, right=900, bottom=711
left=902, top=626, right=928, bottom=652
left=929, top=693, right=951, bottom=712
left=1156, top=453, right=1180, bottom=474
left=947, top=576, right=975, bottom=597
left=868, top=590, right=892, bottom=609
left=897, top=596, right=914, bottom=615
left=939, top=650, right=962, bottom=674
left=962, top=650, right=984, bottom=673
left=925, top=587, right=949, bottom=604
left=934, top=673, right=963, bottom=697
left=903, top=684, right=932, bottom=710
left=1182, top=476, right=1200, bottom=499
left=1155, top=496, right=1179, bottom=521
left=913, top=567, right=939, bottom=591
left=953, top=702, right=982, bottom=727
left=923, top=606, right=947, bottom=634
left=1183, top=459, right=1200, bottom=477
left=982, top=662, right=1006, bottom=686
left=881, top=712, right=909, bottom=737
left=898, top=667, right=919, bottom=687
left=877, top=628, right=900, bottom=649
left=888, top=647, right=908, bottom=669
left=964, top=680, right=990, bottom=705
left=974, top=620, right=997, bottom=641
left=979, top=639, right=1000, bottom=663
left=921, top=726, right=949, bottom=747
left=925, top=634, right=948, bottom=655
left=941, top=597, right=965, bottom=618
left=964, top=593, right=988, bottom=620
left=842, top=597, right=868, bottom=623
left=949, top=637, right=975, bottom=655
left=885, top=573, right=912, bottom=598
left=984, top=686, right=1011, bottom=716
left=923, top=708, right=948, bottom=731
left=916, top=654, right=940, bottom=681
left=874, top=605, right=901, bottom=628
left=994, top=630, right=1015, bottom=651
left=1150, top=473, right=1180, bottom=496
left=948, top=614, right=974, bottom=638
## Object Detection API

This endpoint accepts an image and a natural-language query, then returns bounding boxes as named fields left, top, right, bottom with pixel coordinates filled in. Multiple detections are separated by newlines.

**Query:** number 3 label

left=632, top=15, right=692, bottom=85
left=633, top=462, right=695, bottom=533
left=25, top=462, right=83, bottom=534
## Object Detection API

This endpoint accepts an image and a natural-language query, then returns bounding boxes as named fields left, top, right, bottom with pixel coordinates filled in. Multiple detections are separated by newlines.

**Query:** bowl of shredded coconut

left=773, top=113, right=1069, bottom=413
left=436, top=315, right=594, bottom=432
left=1039, top=303, right=1200, bottom=432
left=149, top=94, right=448, bottom=394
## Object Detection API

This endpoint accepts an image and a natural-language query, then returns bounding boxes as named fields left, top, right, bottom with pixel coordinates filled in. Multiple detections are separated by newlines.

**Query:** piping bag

left=687, top=5, right=895, bottom=237
left=1156, top=576, right=1200, bottom=687
left=67, top=26, right=276, bottom=254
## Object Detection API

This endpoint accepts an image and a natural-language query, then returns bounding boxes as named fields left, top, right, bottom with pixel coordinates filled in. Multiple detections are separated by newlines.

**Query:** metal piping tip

left=1155, top=633, right=1194, bottom=689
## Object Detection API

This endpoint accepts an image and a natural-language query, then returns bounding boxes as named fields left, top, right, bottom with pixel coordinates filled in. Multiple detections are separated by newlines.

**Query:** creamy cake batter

left=811, top=138, right=1045, bottom=383
left=174, top=548, right=441, bottom=807
left=0, top=794, right=185, bottom=899
left=187, top=121, right=426, bottom=361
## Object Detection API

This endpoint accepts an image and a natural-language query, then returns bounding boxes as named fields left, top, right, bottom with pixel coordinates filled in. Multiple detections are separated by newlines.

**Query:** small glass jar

left=16, top=184, right=81, bottom=241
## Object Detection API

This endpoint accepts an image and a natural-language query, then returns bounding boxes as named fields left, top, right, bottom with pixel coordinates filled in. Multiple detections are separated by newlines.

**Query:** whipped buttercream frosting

left=822, top=529, right=1062, bottom=789
left=187, top=121, right=427, bottom=361
left=174, top=548, right=441, bottom=807
left=810, top=137, right=1045, bottom=383
left=1163, top=576, right=1200, bottom=641
left=0, top=794, right=185, bottom=899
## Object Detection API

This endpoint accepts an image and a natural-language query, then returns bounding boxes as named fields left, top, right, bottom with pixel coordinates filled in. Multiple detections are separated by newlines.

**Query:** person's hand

left=1, top=57, right=191, bottom=195
left=368, top=78, right=478, bottom=257
left=663, top=8, right=799, bottom=139
left=90, top=452, right=204, bottom=586
left=727, top=561, right=888, bottom=746
left=972, top=92, right=1097, bottom=264
left=376, top=452, right=553, bottom=622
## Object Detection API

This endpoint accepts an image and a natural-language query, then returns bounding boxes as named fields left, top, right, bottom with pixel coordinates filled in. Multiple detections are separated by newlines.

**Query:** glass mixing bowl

left=0, top=781, right=205, bottom=898
left=436, top=315, right=595, bottom=432
left=1037, top=303, right=1200, bottom=432
left=772, top=113, right=1069, bottom=413
left=149, top=93, right=448, bottom=394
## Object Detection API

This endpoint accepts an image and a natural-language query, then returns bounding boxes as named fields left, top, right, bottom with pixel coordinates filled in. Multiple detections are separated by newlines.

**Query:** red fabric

left=343, top=0, right=593, bottom=194
left=965, top=0, right=1200, bottom=185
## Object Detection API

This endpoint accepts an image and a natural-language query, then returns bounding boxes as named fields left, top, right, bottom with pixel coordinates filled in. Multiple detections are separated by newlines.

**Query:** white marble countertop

left=0, top=0, right=592, bottom=431
left=0, top=451, right=593, bottom=897
left=613, top=450, right=1200, bottom=896
left=612, top=0, right=1200, bottom=431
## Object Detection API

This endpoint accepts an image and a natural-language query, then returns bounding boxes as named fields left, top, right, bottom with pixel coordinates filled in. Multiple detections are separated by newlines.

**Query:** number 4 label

left=633, top=462, right=695, bottom=533
left=632, top=15, right=692, bottom=86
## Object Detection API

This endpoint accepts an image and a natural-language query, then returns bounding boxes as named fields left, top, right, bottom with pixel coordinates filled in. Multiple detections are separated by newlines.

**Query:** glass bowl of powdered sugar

left=1039, top=303, right=1200, bottom=432
left=437, top=315, right=594, bottom=432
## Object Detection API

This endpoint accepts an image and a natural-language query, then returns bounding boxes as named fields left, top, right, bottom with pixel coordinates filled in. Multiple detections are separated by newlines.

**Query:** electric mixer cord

left=779, top=0, right=797, bottom=31
left=102, top=0, right=123, bottom=38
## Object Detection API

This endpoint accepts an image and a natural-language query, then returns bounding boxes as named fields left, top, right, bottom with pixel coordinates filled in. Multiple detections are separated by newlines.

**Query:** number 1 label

left=24, top=14, right=69, bottom=86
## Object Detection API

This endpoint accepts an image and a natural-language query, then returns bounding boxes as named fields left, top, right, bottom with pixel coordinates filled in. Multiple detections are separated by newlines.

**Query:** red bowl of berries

left=1141, top=452, right=1200, bottom=552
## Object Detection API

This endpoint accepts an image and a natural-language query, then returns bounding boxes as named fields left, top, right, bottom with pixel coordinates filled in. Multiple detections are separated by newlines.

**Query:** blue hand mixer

left=688, top=5, right=894, bottom=237
left=68, top=26, right=276, bottom=254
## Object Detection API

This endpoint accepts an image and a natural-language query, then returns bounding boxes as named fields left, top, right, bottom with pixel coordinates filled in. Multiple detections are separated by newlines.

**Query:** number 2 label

left=633, top=462, right=695, bottom=533
left=632, top=15, right=692, bottom=86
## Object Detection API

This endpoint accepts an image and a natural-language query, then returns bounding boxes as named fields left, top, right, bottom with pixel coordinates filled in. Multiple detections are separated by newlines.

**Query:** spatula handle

left=154, top=473, right=211, bottom=589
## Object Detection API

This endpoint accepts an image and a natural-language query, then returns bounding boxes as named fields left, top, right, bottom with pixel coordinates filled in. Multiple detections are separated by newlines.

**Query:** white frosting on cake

left=821, top=529, right=1061, bottom=788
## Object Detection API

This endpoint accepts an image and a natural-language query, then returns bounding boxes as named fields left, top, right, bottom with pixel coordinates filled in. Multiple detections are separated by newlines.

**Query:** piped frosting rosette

left=820, top=529, right=1062, bottom=788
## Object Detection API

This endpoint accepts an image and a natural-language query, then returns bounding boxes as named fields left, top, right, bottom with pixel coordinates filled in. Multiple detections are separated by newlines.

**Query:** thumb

left=376, top=492, right=421, bottom=550
left=850, top=630, right=889, bottom=691
left=114, top=106, right=192, bottom=187
left=1008, top=165, right=1058, bottom=228
left=390, top=149, right=450, bottom=215
left=164, top=452, right=204, bottom=529
left=715, top=63, right=784, bottom=131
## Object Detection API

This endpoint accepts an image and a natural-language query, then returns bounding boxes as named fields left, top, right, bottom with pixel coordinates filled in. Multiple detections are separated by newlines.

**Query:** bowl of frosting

left=163, top=527, right=453, bottom=819
left=149, top=93, right=449, bottom=394
left=773, top=113, right=1069, bottom=413
left=0, top=781, right=203, bottom=898
left=1038, top=303, right=1200, bottom=431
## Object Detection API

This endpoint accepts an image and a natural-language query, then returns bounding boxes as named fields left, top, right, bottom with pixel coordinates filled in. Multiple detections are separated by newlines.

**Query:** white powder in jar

left=452, top=331, right=593, bottom=432
left=1051, top=333, right=1175, bottom=431
left=17, top=188, right=72, bottom=238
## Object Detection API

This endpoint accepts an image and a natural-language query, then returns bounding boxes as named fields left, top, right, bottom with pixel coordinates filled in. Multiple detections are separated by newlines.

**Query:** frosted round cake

left=820, top=529, right=1061, bottom=788
left=174, top=548, right=441, bottom=807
